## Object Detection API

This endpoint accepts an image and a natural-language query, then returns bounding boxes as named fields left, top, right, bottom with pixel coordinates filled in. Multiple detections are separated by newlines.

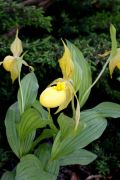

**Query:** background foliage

left=0, top=0, right=120, bottom=179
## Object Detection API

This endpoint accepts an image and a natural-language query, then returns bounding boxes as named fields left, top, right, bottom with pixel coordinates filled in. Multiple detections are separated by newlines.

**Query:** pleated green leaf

left=35, top=143, right=51, bottom=168
left=93, top=102, right=120, bottom=118
left=1, top=171, right=15, bottom=180
left=15, top=154, right=56, bottom=180
left=51, top=114, right=85, bottom=160
left=57, top=113, right=75, bottom=140
left=35, top=143, right=59, bottom=176
left=71, top=59, right=82, bottom=92
left=51, top=110, right=107, bottom=160
left=32, top=101, right=58, bottom=135
left=32, top=100, right=48, bottom=120
left=78, top=110, right=107, bottom=148
left=17, top=72, right=39, bottom=114
left=46, top=159, right=59, bottom=178
left=67, top=40, right=92, bottom=107
left=5, top=102, right=21, bottom=157
left=18, top=108, right=49, bottom=139
left=60, top=149, right=97, bottom=166
left=5, top=102, right=35, bottom=158
left=19, top=131, right=35, bottom=157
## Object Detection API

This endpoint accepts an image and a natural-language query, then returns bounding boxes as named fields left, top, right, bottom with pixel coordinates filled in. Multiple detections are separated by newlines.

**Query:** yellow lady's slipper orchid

left=40, top=82, right=66, bottom=108
left=40, top=41, right=74, bottom=111
left=0, top=29, right=33, bottom=83
left=39, top=41, right=80, bottom=129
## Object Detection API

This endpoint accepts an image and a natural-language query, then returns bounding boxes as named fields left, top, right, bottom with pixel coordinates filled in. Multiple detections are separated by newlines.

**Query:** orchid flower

left=40, top=40, right=80, bottom=129
left=0, top=30, right=33, bottom=83
left=40, top=41, right=74, bottom=111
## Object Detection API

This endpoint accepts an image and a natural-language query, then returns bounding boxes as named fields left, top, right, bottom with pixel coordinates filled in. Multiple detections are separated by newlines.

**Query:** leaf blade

left=18, top=108, right=48, bottom=139
left=60, top=149, right=97, bottom=166
left=67, top=40, right=92, bottom=107
left=1, top=171, right=15, bottom=180
left=5, top=102, right=21, bottom=157
left=15, top=154, right=56, bottom=180
left=93, top=102, right=120, bottom=118
left=17, top=72, right=39, bottom=114
left=5, top=102, right=35, bottom=158
left=51, top=110, right=107, bottom=160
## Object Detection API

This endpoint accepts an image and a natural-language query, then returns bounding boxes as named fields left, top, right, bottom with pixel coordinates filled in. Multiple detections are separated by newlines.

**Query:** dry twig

left=85, top=174, right=103, bottom=180
left=22, top=0, right=54, bottom=9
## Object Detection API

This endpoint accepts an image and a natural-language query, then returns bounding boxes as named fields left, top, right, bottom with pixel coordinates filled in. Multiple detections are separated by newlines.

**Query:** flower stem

left=18, top=74, right=24, bottom=114
left=80, top=58, right=110, bottom=106
left=48, top=109, right=58, bottom=132
left=71, top=97, right=75, bottom=118
left=16, top=58, right=24, bottom=114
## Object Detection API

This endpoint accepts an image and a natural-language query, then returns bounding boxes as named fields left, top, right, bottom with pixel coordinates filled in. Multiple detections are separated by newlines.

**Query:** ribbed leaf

left=5, top=102, right=35, bottom=158
left=19, top=131, right=35, bottom=157
left=57, top=113, right=75, bottom=140
left=46, top=159, right=59, bottom=178
left=5, top=102, right=20, bottom=157
left=15, top=154, right=56, bottom=180
left=51, top=132, right=62, bottom=160
left=77, top=110, right=107, bottom=148
left=35, top=144, right=51, bottom=168
left=1, top=171, right=15, bottom=180
left=51, top=110, right=107, bottom=160
left=18, top=108, right=48, bottom=139
left=51, top=126, right=83, bottom=160
left=51, top=113, right=85, bottom=160
left=17, top=72, right=39, bottom=114
left=93, top=102, right=120, bottom=118
left=71, top=60, right=82, bottom=92
left=32, top=100, right=48, bottom=119
left=32, top=129, right=55, bottom=149
left=67, top=40, right=92, bottom=107
left=35, top=144, right=59, bottom=176
left=60, top=149, right=97, bottom=166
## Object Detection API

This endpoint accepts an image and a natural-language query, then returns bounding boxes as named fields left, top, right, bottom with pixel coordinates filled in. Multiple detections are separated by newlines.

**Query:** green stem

left=18, top=74, right=24, bottom=114
left=74, top=94, right=80, bottom=131
left=16, top=58, right=24, bottom=114
left=31, top=112, right=58, bottom=151
left=31, top=136, right=43, bottom=151
left=80, top=58, right=110, bottom=105
left=71, top=97, right=75, bottom=118
left=48, top=110, right=58, bottom=132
